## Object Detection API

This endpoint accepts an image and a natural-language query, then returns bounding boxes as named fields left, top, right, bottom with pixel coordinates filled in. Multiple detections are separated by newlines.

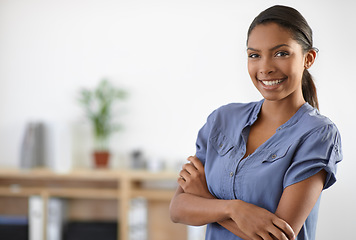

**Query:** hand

left=178, top=156, right=214, bottom=199
left=228, top=200, right=295, bottom=240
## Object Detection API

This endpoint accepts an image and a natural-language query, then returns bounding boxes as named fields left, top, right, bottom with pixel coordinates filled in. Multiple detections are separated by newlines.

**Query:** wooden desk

left=0, top=168, right=186, bottom=240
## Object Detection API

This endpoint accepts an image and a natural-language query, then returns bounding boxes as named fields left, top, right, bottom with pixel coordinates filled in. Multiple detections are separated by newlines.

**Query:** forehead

left=247, top=22, right=297, bottom=49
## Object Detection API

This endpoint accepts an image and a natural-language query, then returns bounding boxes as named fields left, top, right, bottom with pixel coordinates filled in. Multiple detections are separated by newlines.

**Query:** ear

left=304, top=49, right=317, bottom=69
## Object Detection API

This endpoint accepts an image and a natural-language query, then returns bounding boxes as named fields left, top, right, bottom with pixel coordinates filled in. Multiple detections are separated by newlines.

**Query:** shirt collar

left=277, top=102, right=313, bottom=131
left=248, top=99, right=314, bottom=130
left=248, top=99, right=264, bottom=125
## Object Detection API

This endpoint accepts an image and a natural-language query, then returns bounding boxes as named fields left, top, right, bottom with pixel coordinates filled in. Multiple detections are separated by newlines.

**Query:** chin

left=260, top=93, right=285, bottom=102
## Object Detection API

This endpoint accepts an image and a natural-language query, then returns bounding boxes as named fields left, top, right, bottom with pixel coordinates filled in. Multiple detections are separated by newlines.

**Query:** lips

left=259, top=77, right=287, bottom=86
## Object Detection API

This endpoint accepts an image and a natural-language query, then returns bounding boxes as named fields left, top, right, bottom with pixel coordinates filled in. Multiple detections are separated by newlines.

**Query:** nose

left=259, top=58, right=275, bottom=75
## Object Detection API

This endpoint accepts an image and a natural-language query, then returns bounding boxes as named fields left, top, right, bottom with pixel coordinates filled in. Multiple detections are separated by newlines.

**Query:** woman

left=170, top=5, right=342, bottom=240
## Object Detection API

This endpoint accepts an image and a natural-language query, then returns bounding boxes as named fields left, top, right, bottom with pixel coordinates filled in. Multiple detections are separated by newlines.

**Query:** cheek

left=247, top=61, right=256, bottom=79
left=291, top=65, right=305, bottom=83
left=288, top=57, right=306, bottom=77
left=281, top=61, right=303, bottom=80
left=247, top=62, right=259, bottom=89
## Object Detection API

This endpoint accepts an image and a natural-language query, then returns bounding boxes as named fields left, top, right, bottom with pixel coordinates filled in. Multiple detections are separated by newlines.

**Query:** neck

left=260, top=97, right=305, bottom=126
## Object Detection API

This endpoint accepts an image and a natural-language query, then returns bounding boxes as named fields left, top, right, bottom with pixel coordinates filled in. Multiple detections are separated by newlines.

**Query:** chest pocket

left=210, top=131, right=235, bottom=156
left=262, top=145, right=291, bottom=163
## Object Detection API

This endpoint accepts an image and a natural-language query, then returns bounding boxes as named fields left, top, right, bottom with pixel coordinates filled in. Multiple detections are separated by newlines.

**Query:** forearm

left=169, top=187, right=231, bottom=226
left=170, top=189, right=264, bottom=240
left=274, top=170, right=326, bottom=236
left=174, top=155, right=295, bottom=239
left=218, top=219, right=252, bottom=240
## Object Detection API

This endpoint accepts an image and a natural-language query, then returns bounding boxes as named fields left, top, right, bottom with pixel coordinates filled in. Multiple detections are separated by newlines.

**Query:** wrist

left=225, top=199, right=243, bottom=219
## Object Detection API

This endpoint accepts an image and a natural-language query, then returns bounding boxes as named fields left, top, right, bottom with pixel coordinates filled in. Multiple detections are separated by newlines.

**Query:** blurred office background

left=0, top=0, right=355, bottom=239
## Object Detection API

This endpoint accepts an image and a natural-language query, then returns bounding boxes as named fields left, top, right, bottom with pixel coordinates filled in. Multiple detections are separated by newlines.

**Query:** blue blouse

left=195, top=100, right=342, bottom=240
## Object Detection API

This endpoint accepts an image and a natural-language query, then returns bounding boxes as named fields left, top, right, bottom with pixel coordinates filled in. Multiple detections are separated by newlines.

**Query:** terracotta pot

left=93, top=151, right=110, bottom=168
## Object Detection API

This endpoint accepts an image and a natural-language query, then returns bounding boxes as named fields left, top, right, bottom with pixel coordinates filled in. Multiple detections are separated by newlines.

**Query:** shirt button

left=272, top=154, right=277, bottom=159
left=230, top=172, right=234, bottom=177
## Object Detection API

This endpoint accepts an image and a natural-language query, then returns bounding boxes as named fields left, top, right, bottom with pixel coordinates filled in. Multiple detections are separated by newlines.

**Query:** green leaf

left=77, top=79, right=128, bottom=150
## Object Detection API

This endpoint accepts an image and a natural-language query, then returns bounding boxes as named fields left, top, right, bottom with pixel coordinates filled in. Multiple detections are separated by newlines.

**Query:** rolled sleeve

left=283, top=124, right=342, bottom=190
left=195, top=110, right=217, bottom=165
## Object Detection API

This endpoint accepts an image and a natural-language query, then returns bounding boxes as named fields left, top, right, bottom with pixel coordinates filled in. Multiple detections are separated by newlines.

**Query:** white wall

left=0, top=0, right=355, bottom=238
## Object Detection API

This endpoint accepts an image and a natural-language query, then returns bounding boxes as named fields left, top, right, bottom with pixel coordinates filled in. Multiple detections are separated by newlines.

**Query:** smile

left=260, top=78, right=286, bottom=86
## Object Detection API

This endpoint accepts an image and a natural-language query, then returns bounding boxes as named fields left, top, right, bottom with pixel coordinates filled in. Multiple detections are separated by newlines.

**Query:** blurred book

left=29, top=196, right=43, bottom=240
left=47, top=198, right=66, bottom=240
left=0, top=215, right=28, bottom=225
left=29, top=196, right=67, bottom=240
left=20, top=122, right=46, bottom=169
left=45, top=122, right=72, bottom=173
left=0, top=215, right=28, bottom=240
left=20, top=121, right=72, bottom=172
left=129, top=198, right=147, bottom=240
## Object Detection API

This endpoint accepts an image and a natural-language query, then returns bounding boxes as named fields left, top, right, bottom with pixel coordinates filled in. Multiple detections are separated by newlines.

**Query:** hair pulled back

left=247, top=5, right=319, bottom=110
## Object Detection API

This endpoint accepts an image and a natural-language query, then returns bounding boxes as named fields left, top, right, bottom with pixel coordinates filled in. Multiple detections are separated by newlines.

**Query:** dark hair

left=247, top=5, right=319, bottom=110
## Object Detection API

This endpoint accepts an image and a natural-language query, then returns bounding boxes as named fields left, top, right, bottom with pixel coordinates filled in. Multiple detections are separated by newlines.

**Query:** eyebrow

left=247, top=44, right=291, bottom=52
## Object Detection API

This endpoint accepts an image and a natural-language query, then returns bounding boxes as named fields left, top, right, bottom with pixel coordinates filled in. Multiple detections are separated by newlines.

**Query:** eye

left=248, top=53, right=260, bottom=59
left=275, top=51, right=289, bottom=57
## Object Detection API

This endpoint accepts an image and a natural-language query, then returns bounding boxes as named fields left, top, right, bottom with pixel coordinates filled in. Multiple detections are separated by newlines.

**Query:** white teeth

left=262, top=79, right=284, bottom=86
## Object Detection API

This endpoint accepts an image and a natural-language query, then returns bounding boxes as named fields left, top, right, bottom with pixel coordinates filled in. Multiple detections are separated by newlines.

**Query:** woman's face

left=247, top=22, right=307, bottom=103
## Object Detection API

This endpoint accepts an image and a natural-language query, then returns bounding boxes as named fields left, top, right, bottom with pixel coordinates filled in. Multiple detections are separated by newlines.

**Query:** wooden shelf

left=131, top=189, right=176, bottom=200
left=0, top=167, right=186, bottom=240
left=47, top=188, right=119, bottom=199
left=0, top=186, right=43, bottom=197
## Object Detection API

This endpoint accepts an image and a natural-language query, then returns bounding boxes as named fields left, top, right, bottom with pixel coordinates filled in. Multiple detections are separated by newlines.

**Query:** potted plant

left=78, top=79, right=127, bottom=168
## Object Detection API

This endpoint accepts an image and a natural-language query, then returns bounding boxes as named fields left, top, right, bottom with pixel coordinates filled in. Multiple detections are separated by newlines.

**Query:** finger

left=182, top=162, right=194, bottom=171
left=187, top=156, right=204, bottom=170
left=177, top=176, right=189, bottom=191
left=185, top=158, right=198, bottom=171
left=272, top=218, right=295, bottom=240
left=251, top=234, right=264, bottom=240
left=177, top=176, right=185, bottom=186
left=267, top=227, right=288, bottom=240
left=179, top=169, right=191, bottom=181
left=256, top=232, right=273, bottom=240
left=183, top=163, right=198, bottom=176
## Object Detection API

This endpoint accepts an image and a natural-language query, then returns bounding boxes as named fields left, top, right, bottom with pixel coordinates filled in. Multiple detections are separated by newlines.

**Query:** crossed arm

left=169, top=156, right=326, bottom=240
